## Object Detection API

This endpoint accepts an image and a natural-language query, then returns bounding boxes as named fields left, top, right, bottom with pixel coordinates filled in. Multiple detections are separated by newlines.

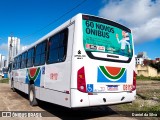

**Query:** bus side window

left=8, top=63, right=11, bottom=73
left=27, top=47, right=35, bottom=68
left=21, top=52, right=27, bottom=69
left=59, top=31, right=68, bottom=61
left=17, top=55, right=22, bottom=69
left=11, top=63, right=13, bottom=72
left=47, top=28, right=68, bottom=64
left=34, top=41, right=47, bottom=66
left=13, top=57, right=17, bottom=70
left=47, top=34, right=59, bottom=63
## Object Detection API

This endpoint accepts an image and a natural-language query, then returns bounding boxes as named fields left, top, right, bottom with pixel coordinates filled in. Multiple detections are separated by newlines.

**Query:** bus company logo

left=97, top=46, right=105, bottom=52
left=97, top=66, right=126, bottom=83
left=74, top=50, right=86, bottom=59
left=26, top=67, right=41, bottom=87
left=86, top=44, right=90, bottom=49
left=86, top=44, right=105, bottom=52
left=86, top=44, right=97, bottom=50
left=90, top=45, right=97, bottom=50
left=78, top=50, right=81, bottom=54
left=28, top=67, right=40, bottom=80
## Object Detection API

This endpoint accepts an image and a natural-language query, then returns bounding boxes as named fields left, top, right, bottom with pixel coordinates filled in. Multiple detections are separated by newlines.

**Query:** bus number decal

left=50, top=73, right=58, bottom=80
left=123, top=84, right=133, bottom=91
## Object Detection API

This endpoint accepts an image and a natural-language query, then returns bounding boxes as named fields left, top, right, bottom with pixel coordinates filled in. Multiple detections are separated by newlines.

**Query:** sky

left=0, top=0, right=160, bottom=59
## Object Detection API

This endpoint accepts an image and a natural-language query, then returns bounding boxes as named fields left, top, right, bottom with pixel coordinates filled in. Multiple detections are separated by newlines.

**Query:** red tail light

left=132, top=71, right=136, bottom=91
left=77, top=67, right=86, bottom=93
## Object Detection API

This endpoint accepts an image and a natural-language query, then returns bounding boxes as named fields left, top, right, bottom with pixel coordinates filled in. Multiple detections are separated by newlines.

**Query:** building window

left=47, top=28, right=68, bottom=64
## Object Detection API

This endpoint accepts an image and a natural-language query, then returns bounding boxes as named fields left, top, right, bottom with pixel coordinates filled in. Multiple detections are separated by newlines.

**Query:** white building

left=21, top=45, right=28, bottom=52
left=0, top=54, right=5, bottom=68
left=8, top=37, right=20, bottom=64
left=0, top=54, right=6, bottom=76
left=0, top=54, right=2, bottom=74
left=136, top=58, right=144, bottom=65
left=1, top=55, right=6, bottom=68
left=135, top=52, right=149, bottom=65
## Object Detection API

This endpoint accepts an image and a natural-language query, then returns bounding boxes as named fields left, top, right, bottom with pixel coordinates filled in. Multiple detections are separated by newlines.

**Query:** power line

left=22, top=0, right=88, bottom=39
left=86, top=4, right=103, bottom=14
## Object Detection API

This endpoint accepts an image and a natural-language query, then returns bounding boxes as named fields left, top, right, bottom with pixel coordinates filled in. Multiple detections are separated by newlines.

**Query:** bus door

left=41, top=22, right=75, bottom=107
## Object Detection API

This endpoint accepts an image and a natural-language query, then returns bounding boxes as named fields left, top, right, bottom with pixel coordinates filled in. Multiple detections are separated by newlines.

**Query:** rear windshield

left=82, top=15, right=133, bottom=63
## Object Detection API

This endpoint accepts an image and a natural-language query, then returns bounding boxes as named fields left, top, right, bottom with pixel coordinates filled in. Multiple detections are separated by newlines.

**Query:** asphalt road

left=0, top=83, right=137, bottom=120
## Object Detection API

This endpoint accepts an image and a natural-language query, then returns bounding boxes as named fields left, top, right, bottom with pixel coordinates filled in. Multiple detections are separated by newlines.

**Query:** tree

left=149, top=62, right=160, bottom=73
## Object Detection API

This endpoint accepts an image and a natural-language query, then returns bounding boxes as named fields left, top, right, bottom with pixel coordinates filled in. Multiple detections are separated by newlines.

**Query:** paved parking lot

left=0, top=83, right=137, bottom=120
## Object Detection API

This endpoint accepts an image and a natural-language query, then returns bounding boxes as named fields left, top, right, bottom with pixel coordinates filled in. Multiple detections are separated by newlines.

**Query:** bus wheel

left=11, top=80, right=15, bottom=92
left=29, top=84, right=38, bottom=106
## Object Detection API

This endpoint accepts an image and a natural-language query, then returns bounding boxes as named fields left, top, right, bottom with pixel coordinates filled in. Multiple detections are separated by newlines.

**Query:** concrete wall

left=148, top=66, right=158, bottom=77
left=136, top=64, right=158, bottom=77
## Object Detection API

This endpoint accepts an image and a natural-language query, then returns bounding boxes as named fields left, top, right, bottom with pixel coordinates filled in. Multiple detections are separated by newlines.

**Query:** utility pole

left=9, top=34, right=13, bottom=63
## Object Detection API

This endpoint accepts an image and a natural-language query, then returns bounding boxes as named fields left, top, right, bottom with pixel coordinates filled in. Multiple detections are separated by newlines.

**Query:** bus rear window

left=82, top=15, right=133, bottom=63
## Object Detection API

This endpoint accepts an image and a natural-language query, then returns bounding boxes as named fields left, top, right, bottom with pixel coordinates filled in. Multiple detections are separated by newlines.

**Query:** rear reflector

left=88, top=92, right=93, bottom=95
left=65, top=91, right=70, bottom=94
left=77, top=67, right=86, bottom=93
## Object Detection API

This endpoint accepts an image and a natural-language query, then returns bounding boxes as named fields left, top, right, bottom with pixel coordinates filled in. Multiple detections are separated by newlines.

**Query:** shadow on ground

left=16, top=89, right=119, bottom=120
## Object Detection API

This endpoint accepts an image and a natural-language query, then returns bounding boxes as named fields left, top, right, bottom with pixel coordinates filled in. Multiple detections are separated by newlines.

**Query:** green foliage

left=149, top=62, right=160, bottom=73
left=145, top=105, right=160, bottom=111
left=0, top=78, right=9, bottom=83
left=136, top=75, right=160, bottom=81
left=116, top=102, right=160, bottom=111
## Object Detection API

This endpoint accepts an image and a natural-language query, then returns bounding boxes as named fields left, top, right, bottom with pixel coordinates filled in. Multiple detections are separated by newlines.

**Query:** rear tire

left=11, top=79, right=15, bottom=92
left=29, top=84, right=38, bottom=106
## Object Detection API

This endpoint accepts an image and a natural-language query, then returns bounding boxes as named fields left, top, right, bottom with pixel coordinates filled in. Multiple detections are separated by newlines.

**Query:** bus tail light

left=77, top=67, right=86, bottom=93
left=132, top=71, right=136, bottom=91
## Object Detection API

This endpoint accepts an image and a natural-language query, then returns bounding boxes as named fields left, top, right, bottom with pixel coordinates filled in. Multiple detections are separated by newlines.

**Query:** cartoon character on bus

left=116, top=31, right=131, bottom=56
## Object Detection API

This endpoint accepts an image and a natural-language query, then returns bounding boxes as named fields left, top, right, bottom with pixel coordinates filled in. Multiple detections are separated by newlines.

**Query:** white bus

left=10, top=13, right=136, bottom=108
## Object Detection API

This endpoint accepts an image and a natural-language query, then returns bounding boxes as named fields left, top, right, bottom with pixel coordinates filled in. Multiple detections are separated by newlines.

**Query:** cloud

left=132, top=17, right=160, bottom=43
left=0, top=42, right=30, bottom=56
left=98, top=0, right=160, bottom=43
left=0, top=43, right=8, bottom=51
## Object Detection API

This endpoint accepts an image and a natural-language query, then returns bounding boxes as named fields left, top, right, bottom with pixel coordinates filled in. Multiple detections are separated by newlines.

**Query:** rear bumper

left=71, top=89, right=136, bottom=108
left=88, top=90, right=136, bottom=107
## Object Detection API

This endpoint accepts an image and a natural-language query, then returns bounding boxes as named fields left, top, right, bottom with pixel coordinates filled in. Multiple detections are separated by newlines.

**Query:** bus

left=9, top=13, right=136, bottom=108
